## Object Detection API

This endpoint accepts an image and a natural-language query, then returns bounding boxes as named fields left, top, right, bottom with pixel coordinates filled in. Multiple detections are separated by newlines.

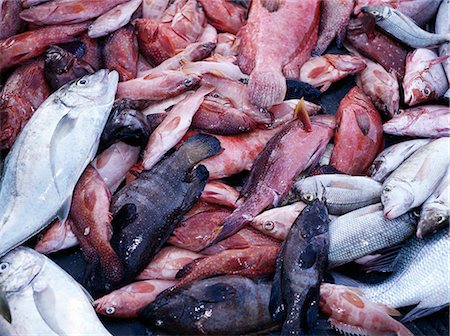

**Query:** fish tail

left=208, top=210, right=252, bottom=246
left=99, top=245, right=125, bottom=284
left=180, top=134, right=222, bottom=164
left=248, top=67, right=286, bottom=108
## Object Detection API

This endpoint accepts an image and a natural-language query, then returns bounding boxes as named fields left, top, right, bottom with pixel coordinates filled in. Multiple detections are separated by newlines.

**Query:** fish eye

left=423, top=88, right=431, bottom=95
left=412, top=210, right=421, bottom=218
left=77, top=78, right=88, bottom=86
left=302, top=193, right=315, bottom=202
left=0, top=263, right=9, bottom=272
left=264, top=221, right=275, bottom=231
left=383, top=187, right=391, bottom=193
left=434, top=214, right=447, bottom=224
left=370, top=10, right=379, bottom=16
left=183, top=78, right=193, bottom=87
left=106, top=307, right=116, bottom=315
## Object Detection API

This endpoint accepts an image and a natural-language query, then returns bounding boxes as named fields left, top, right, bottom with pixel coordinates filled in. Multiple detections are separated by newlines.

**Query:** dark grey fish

left=140, top=275, right=277, bottom=335
left=110, top=134, right=221, bottom=279
left=285, top=79, right=321, bottom=101
left=44, top=45, right=94, bottom=90
left=270, top=198, right=330, bottom=335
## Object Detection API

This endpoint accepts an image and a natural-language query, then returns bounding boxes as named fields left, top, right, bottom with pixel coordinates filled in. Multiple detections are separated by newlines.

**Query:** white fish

left=382, top=137, right=450, bottom=219
left=0, top=70, right=118, bottom=257
left=0, top=247, right=111, bottom=335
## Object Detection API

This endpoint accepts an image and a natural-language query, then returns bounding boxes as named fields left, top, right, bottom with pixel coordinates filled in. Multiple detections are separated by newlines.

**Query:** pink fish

left=142, top=0, right=170, bottom=20
left=269, top=99, right=322, bottom=128
left=198, top=24, right=219, bottom=44
left=79, top=32, right=102, bottom=71
left=93, top=280, right=177, bottom=318
left=0, top=22, right=89, bottom=72
left=238, top=0, right=320, bottom=107
left=0, top=0, right=24, bottom=40
left=181, top=56, right=249, bottom=81
left=116, top=71, right=201, bottom=100
left=300, top=54, right=367, bottom=92
left=141, top=85, right=214, bottom=170
left=137, top=246, right=202, bottom=280
left=216, top=33, right=240, bottom=57
left=354, top=0, right=399, bottom=14
left=320, top=283, right=413, bottom=336
left=403, top=48, right=449, bottom=106
left=313, top=0, right=354, bottom=56
left=356, top=57, right=400, bottom=117
left=211, top=114, right=335, bottom=243
left=19, top=0, right=128, bottom=25
left=34, top=219, right=78, bottom=254
left=198, top=0, right=248, bottom=35
left=383, top=105, right=450, bottom=138
left=199, top=181, right=240, bottom=208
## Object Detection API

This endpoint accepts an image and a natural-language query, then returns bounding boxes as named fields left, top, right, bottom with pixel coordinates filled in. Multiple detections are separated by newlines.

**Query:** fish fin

left=175, top=257, right=205, bottom=279
left=444, top=88, right=450, bottom=99
left=202, top=282, right=236, bottom=303
left=335, top=28, right=347, bottom=49
left=208, top=210, right=251, bottom=245
left=355, top=243, right=404, bottom=273
left=56, top=196, right=72, bottom=225
left=412, top=154, right=436, bottom=182
left=111, top=203, right=138, bottom=231
left=401, top=303, right=448, bottom=322
left=32, top=281, right=67, bottom=336
left=180, top=134, right=222, bottom=165
left=380, top=304, right=402, bottom=317
left=305, top=286, right=320, bottom=331
left=260, top=0, right=281, bottom=12
left=295, top=98, right=312, bottom=132
left=0, top=290, right=11, bottom=323
left=354, top=110, right=371, bottom=136
left=328, top=318, right=371, bottom=336
left=248, top=67, right=286, bottom=108
left=331, top=272, right=364, bottom=288
left=269, top=241, right=286, bottom=322
left=423, top=55, right=450, bottom=69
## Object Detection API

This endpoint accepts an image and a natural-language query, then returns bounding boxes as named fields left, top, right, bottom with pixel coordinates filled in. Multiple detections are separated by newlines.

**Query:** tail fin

left=180, top=134, right=222, bottom=165
left=208, top=210, right=252, bottom=245
left=248, top=67, right=286, bottom=108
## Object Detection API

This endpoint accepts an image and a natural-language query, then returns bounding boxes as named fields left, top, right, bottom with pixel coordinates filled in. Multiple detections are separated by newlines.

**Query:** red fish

left=216, top=32, right=240, bottom=57
left=103, top=24, right=138, bottom=82
left=34, top=218, right=78, bottom=254
left=168, top=202, right=233, bottom=252
left=238, top=0, right=320, bottom=107
left=69, top=165, right=124, bottom=284
left=19, top=0, right=128, bottom=25
left=199, top=181, right=240, bottom=208
left=198, top=0, right=248, bottom=35
left=0, top=0, right=24, bottom=40
left=212, top=114, right=335, bottom=243
left=93, top=280, right=177, bottom=318
left=346, top=14, right=410, bottom=80
left=0, top=60, right=50, bottom=151
left=330, top=87, right=383, bottom=175
left=174, top=246, right=280, bottom=288
left=137, top=246, right=202, bottom=280
left=79, top=32, right=102, bottom=71
left=0, top=22, right=89, bottom=72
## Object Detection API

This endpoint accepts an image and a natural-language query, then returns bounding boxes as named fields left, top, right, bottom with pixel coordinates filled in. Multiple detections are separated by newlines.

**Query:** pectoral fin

left=0, top=290, right=11, bottom=323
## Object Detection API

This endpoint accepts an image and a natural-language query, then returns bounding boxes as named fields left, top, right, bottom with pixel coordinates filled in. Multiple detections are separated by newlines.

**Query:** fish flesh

left=141, top=85, right=214, bottom=170
left=250, top=202, right=306, bottom=241
left=0, top=60, right=50, bottom=151
left=175, top=246, right=279, bottom=288
left=116, top=71, right=201, bottom=100
left=0, top=0, right=24, bottom=40
left=238, top=0, right=320, bottom=107
left=369, top=139, right=431, bottom=183
left=110, top=134, right=221, bottom=279
left=313, top=0, right=354, bottom=56
left=0, top=247, right=111, bottom=335
left=319, top=284, right=413, bottom=336
left=299, top=54, right=367, bottom=92
left=417, top=166, right=449, bottom=238
left=213, top=115, right=335, bottom=243
left=270, top=198, right=330, bottom=334
left=383, top=105, right=450, bottom=138
left=19, top=0, right=129, bottom=25
left=363, top=6, right=450, bottom=48
left=103, top=24, right=139, bottom=82
left=328, top=203, right=417, bottom=268
left=0, top=22, right=89, bottom=73
left=199, top=181, right=240, bottom=208
left=403, top=48, right=448, bottom=106
left=381, top=137, right=450, bottom=219
left=137, top=246, right=202, bottom=280
left=0, top=70, right=118, bottom=257
left=356, top=57, right=400, bottom=118
left=140, top=275, right=277, bottom=334
left=88, top=0, right=142, bottom=38
left=44, top=46, right=95, bottom=90
left=34, top=219, right=78, bottom=254
left=93, top=279, right=177, bottom=318
left=352, top=229, right=449, bottom=322
left=346, top=14, right=409, bottom=80
left=330, top=87, right=383, bottom=175
left=294, top=174, right=383, bottom=215
left=198, top=0, right=248, bottom=35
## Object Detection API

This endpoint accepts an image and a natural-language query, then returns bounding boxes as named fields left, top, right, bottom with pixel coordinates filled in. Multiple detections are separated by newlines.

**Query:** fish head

left=381, top=183, right=414, bottom=219
left=44, top=46, right=72, bottom=73
left=368, top=159, right=386, bottom=182
left=58, top=69, right=119, bottom=108
left=382, top=109, right=414, bottom=134
left=361, top=6, right=390, bottom=21
left=0, top=247, right=44, bottom=294
left=403, top=78, right=435, bottom=106
left=417, top=206, right=449, bottom=238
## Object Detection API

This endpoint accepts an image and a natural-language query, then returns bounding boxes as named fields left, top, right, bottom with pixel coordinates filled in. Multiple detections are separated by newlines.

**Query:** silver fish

left=362, top=6, right=450, bottom=48
left=0, top=70, right=118, bottom=257
left=295, top=175, right=383, bottom=215
left=319, top=143, right=334, bottom=166
left=382, top=137, right=450, bottom=220
left=417, top=166, right=450, bottom=238
left=328, top=203, right=417, bottom=268
left=435, top=0, right=450, bottom=35
left=439, top=43, right=450, bottom=98
left=356, top=229, right=449, bottom=322
left=0, top=247, right=111, bottom=335
left=369, top=139, right=431, bottom=183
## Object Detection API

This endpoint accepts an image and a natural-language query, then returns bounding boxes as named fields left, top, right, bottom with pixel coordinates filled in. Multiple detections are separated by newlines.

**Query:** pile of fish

left=0, top=0, right=449, bottom=335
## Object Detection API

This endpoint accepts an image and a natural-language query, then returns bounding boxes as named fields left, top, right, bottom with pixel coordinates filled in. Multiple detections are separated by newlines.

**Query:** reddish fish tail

left=99, top=245, right=125, bottom=284
left=248, top=67, right=286, bottom=108
left=209, top=210, right=252, bottom=246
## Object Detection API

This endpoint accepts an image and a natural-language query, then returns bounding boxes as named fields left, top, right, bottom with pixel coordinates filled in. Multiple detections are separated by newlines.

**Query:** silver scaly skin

left=0, top=69, right=119, bottom=257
